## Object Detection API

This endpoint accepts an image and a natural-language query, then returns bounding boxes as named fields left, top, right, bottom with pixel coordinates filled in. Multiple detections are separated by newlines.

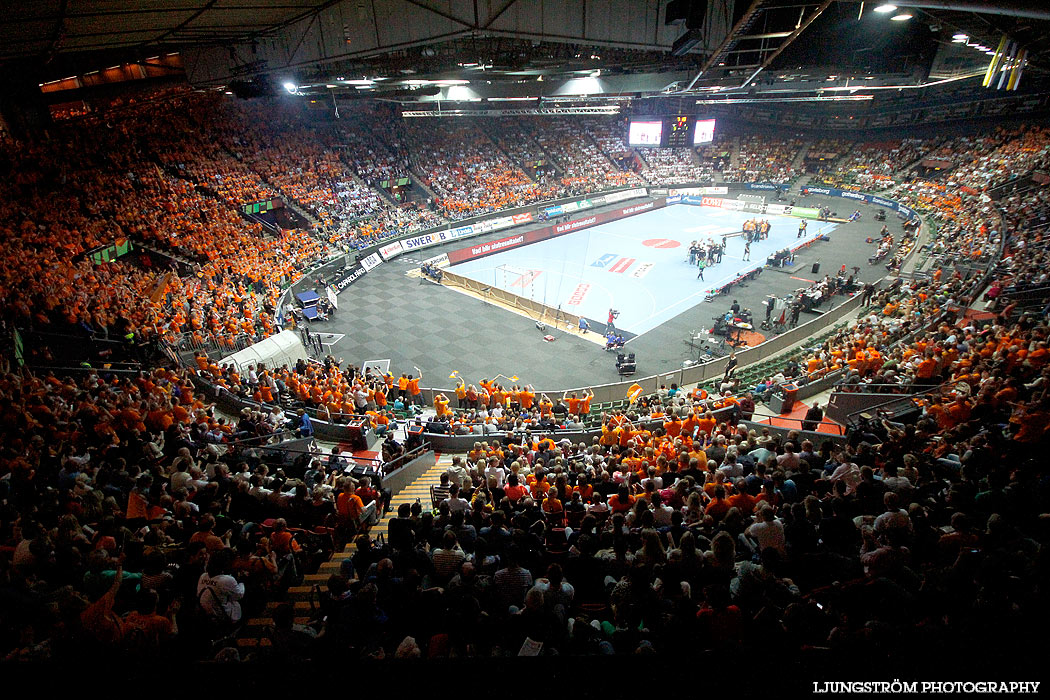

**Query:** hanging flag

left=149, top=272, right=172, bottom=303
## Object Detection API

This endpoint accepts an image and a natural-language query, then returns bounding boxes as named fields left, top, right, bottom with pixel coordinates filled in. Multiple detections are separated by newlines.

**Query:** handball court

left=314, top=195, right=896, bottom=389
left=446, top=204, right=839, bottom=337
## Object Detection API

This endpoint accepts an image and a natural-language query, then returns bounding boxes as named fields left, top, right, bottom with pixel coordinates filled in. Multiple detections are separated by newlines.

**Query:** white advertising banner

left=378, top=240, right=404, bottom=261
left=359, top=252, right=383, bottom=271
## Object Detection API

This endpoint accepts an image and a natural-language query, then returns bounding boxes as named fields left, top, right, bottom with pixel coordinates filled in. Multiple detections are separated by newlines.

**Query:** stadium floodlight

left=282, top=81, right=297, bottom=94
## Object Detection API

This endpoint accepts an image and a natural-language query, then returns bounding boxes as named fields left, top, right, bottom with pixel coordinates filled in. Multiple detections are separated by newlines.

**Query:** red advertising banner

left=446, top=198, right=667, bottom=265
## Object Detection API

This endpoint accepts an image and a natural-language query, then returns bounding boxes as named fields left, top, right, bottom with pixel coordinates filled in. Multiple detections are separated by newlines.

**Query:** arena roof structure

left=5, top=1, right=1050, bottom=114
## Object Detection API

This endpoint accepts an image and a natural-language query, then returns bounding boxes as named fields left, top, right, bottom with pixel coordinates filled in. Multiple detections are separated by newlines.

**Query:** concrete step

left=266, top=600, right=313, bottom=611
left=246, top=615, right=310, bottom=627
left=234, top=446, right=461, bottom=649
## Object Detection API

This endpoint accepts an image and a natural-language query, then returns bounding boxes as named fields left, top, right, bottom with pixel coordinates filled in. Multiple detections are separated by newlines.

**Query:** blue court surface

left=447, top=204, right=838, bottom=337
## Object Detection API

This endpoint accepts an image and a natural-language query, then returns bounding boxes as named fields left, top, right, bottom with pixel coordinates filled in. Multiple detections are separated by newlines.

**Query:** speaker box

left=812, top=262, right=821, bottom=274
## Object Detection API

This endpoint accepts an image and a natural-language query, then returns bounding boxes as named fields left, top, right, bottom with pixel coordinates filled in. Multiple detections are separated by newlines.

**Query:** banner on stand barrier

left=423, top=252, right=449, bottom=267
left=447, top=198, right=668, bottom=265
left=793, top=185, right=919, bottom=220
left=359, top=252, right=383, bottom=271
left=378, top=240, right=404, bottom=261
left=333, top=264, right=367, bottom=293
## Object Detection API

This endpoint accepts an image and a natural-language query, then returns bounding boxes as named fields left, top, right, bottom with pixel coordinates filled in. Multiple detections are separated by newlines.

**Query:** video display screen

left=628, top=120, right=664, bottom=147
left=693, top=118, right=716, bottom=144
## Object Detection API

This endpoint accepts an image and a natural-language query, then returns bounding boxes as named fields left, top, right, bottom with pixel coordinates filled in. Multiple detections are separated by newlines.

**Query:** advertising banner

left=423, top=252, right=449, bottom=267
left=743, top=201, right=766, bottom=214
left=447, top=198, right=667, bottom=265
left=400, top=229, right=460, bottom=251
left=378, top=240, right=404, bottom=261
left=359, top=252, right=383, bottom=271
left=672, top=186, right=729, bottom=196
left=602, top=188, right=647, bottom=204
left=333, top=264, right=367, bottom=293
left=735, top=183, right=919, bottom=221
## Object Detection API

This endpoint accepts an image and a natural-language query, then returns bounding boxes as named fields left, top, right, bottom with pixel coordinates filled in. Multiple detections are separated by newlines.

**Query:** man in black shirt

left=802, top=403, right=824, bottom=432
left=387, top=503, right=415, bottom=551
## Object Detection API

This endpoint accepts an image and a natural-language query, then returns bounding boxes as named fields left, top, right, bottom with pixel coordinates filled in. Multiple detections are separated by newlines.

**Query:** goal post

left=495, top=263, right=545, bottom=302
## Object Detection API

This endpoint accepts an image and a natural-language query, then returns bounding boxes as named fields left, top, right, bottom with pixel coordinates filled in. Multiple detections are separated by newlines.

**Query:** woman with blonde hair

left=684, top=491, right=705, bottom=526
left=635, top=527, right=667, bottom=568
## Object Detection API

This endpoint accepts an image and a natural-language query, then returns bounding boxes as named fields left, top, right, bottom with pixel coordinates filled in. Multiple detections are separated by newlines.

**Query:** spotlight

left=873, top=4, right=897, bottom=13
left=952, top=32, right=968, bottom=40
left=282, top=81, right=297, bottom=93
left=890, top=12, right=913, bottom=21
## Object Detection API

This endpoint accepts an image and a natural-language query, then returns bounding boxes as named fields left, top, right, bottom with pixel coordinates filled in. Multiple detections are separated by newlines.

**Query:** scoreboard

left=627, top=115, right=716, bottom=148
left=666, top=115, right=692, bottom=148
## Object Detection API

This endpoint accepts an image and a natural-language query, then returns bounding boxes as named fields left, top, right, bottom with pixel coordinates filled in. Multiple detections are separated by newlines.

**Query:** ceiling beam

left=735, top=31, right=794, bottom=40
left=735, top=0, right=834, bottom=89
left=481, top=0, right=520, bottom=29
left=146, top=0, right=219, bottom=47
left=401, top=0, right=477, bottom=29
left=43, top=0, right=69, bottom=62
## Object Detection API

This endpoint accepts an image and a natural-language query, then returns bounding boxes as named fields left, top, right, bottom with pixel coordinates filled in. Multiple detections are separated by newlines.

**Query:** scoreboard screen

left=627, top=116, right=715, bottom=147
left=628, top=119, right=663, bottom=147
left=665, top=115, right=693, bottom=148
left=694, top=118, right=716, bottom=145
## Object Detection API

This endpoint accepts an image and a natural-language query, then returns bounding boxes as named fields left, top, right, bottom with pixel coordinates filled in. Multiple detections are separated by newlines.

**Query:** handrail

left=751, top=414, right=846, bottom=436
left=839, top=379, right=951, bottom=425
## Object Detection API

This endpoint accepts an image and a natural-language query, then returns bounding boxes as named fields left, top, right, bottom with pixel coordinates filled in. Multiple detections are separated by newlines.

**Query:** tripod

left=554, top=304, right=566, bottom=331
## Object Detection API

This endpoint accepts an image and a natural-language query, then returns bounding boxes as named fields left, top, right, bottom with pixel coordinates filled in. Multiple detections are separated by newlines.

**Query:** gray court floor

left=303, top=195, right=899, bottom=391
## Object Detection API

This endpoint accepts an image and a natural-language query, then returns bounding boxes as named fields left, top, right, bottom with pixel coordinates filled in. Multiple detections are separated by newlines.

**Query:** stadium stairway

left=132, top=239, right=200, bottom=269
left=729, top=136, right=741, bottom=169
left=408, top=173, right=440, bottom=202
left=265, top=183, right=321, bottom=227
left=235, top=452, right=454, bottom=652
left=790, top=142, right=810, bottom=171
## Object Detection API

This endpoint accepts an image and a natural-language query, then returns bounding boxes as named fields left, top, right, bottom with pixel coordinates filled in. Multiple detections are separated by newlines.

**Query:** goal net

left=495, top=264, right=546, bottom=304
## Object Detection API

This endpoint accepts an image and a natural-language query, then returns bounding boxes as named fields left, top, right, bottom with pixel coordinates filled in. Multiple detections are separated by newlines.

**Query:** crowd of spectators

left=402, top=120, right=542, bottom=220
left=523, top=117, right=641, bottom=195
left=723, top=134, right=805, bottom=184
left=0, top=360, right=355, bottom=663
left=831, top=138, right=929, bottom=189
left=636, top=147, right=714, bottom=186
left=581, top=117, right=637, bottom=169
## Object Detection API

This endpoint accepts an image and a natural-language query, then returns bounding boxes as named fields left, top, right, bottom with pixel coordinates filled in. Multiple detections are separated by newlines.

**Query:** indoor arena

left=1, top=0, right=1048, bottom=690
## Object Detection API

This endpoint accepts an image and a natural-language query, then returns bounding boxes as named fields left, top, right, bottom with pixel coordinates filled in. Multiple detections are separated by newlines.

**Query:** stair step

left=265, top=600, right=313, bottom=610
left=246, top=615, right=310, bottom=627
left=237, top=637, right=272, bottom=647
